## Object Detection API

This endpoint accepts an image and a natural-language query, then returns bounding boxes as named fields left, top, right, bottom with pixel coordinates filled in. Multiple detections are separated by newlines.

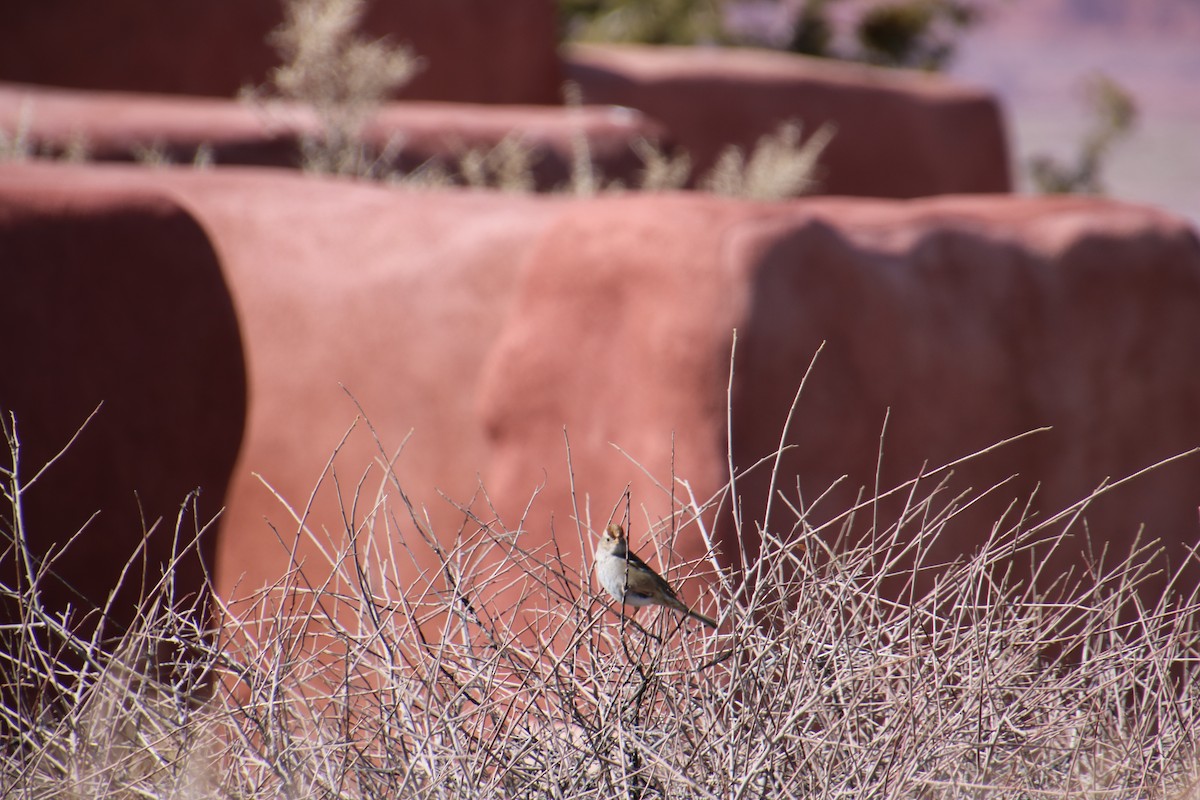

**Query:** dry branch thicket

left=2, top=405, right=1199, bottom=800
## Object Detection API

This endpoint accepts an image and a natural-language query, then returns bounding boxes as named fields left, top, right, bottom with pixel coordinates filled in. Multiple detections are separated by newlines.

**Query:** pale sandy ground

left=950, top=27, right=1200, bottom=229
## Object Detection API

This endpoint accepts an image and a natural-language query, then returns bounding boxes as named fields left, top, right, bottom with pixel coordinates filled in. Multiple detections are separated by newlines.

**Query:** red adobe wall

left=0, top=172, right=246, bottom=644
left=0, top=0, right=562, bottom=104
left=566, top=43, right=1012, bottom=198
left=0, top=82, right=666, bottom=190
left=479, top=193, right=1200, bottom=609
left=5, top=162, right=1197, bottom=646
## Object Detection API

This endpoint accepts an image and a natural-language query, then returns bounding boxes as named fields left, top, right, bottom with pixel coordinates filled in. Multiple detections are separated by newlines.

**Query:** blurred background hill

left=947, top=0, right=1200, bottom=226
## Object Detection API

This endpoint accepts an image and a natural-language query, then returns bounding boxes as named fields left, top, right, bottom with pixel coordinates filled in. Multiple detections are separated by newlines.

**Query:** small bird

left=595, top=523, right=717, bottom=628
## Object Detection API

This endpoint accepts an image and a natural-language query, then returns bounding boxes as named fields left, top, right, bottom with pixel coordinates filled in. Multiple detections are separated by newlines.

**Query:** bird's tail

left=665, top=595, right=718, bottom=629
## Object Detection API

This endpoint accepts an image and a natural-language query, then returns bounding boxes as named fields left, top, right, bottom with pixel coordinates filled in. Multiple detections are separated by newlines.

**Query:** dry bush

left=1030, top=72, right=1138, bottom=196
left=631, top=138, right=693, bottom=192
left=563, top=81, right=833, bottom=198
left=247, top=0, right=833, bottom=197
left=700, top=120, right=836, bottom=200
left=560, top=0, right=727, bottom=47
left=4, top=382, right=1199, bottom=798
left=0, top=103, right=90, bottom=165
left=0, top=414, right=223, bottom=800
left=247, top=0, right=420, bottom=178
left=0, top=102, right=34, bottom=163
left=453, top=134, right=539, bottom=194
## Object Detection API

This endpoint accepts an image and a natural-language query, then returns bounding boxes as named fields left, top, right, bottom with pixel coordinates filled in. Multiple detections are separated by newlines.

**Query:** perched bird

left=594, top=523, right=717, bottom=628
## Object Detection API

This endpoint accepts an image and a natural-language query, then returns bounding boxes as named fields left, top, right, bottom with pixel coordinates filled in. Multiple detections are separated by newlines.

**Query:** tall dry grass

left=3, top=395, right=1199, bottom=798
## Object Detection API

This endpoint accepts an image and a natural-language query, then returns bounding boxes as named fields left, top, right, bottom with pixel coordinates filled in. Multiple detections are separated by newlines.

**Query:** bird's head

left=598, top=523, right=628, bottom=554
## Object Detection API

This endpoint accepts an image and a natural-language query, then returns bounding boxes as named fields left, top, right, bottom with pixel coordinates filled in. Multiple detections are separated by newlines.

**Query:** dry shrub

left=1, top=413, right=223, bottom=800
left=0, top=103, right=90, bottom=166
left=3, top=388, right=1199, bottom=798
left=1030, top=72, right=1138, bottom=196
left=0, top=102, right=34, bottom=163
left=248, top=1, right=834, bottom=197
left=564, top=80, right=834, bottom=198
left=455, top=134, right=539, bottom=194
left=631, top=138, right=693, bottom=192
left=250, top=0, right=420, bottom=178
left=700, top=120, right=836, bottom=200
